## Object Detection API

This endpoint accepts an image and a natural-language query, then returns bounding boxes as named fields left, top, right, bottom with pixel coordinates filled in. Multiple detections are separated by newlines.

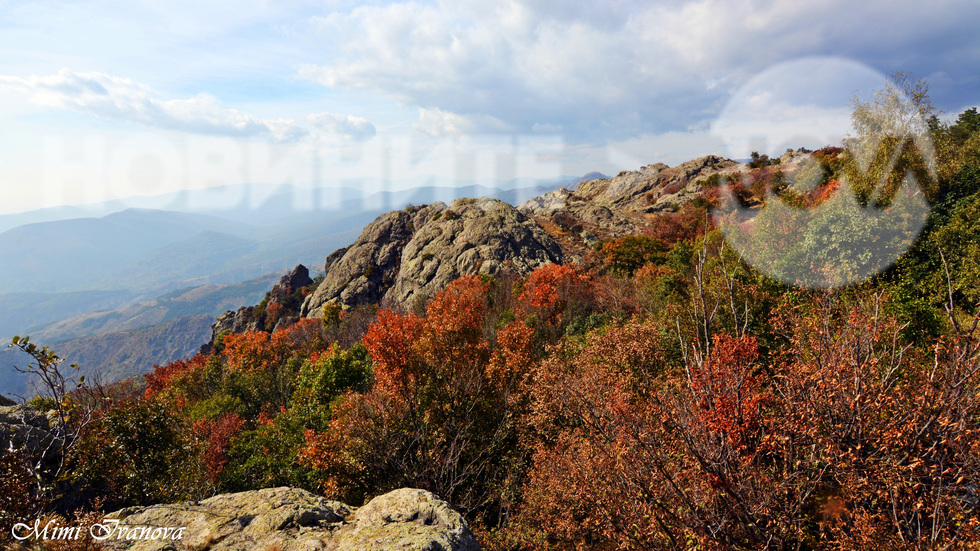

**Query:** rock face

left=203, top=265, right=313, bottom=352
left=0, top=403, right=61, bottom=458
left=0, top=403, right=63, bottom=484
left=267, top=264, right=315, bottom=332
left=204, top=159, right=738, bottom=342
left=203, top=306, right=259, bottom=352
left=516, top=188, right=574, bottom=216
left=521, top=155, right=737, bottom=218
left=302, top=197, right=563, bottom=316
left=333, top=489, right=480, bottom=551
left=100, top=486, right=480, bottom=551
left=517, top=155, right=739, bottom=258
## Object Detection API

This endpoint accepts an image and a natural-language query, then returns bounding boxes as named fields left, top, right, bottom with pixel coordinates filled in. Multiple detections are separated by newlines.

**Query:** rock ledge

left=100, top=486, right=480, bottom=551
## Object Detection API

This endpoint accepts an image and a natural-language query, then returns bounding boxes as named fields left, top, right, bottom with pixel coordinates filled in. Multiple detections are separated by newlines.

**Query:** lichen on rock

left=98, top=487, right=480, bottom=551
left=304, top=197, right=563, bottom=316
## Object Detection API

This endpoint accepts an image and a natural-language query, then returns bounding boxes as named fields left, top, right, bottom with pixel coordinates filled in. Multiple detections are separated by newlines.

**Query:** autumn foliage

left=505, top=289, right=980, bottom=550
left=600, top=235, right=667, bottom=276
left=9, top=110, right=980, bottom=550
left=300, top=275, right=535, bottom=519
left=194, top=412, right=245, bottom=484
left=142, top=353, right=207, bottom=399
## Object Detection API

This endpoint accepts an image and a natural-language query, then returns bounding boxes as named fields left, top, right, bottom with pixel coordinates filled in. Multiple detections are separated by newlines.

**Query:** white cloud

left=711, top=58, right=887, bottom=157
left=0, top=69, right=308, bottom=142
left=308, top=112, right=376, bottom=141
left=300, top=0, right=980, bottom=141
left=414, top=107, right=511, bottom=137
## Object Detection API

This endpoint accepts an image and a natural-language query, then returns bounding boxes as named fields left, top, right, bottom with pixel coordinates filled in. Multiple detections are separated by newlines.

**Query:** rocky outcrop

left=267, top=264, right=315, bottom=332
left=333, top=488, right=480, bottom=551
left=516, top=188, right=574, bottom=216
left=204, top=306, right=259, bottom=352
left=100, top=486, right=480, bottom=551
left=574, top=162, right=671, bottom=209
left=0, top=403, right=60, bottom=457
left=203, top=265, right=313, bottom=352
left=522, top=156, right=737, bottom=218
left=204, top=160, right=738, bottom=341
left=302, top=197, right=563, bottom=316
left=517, top=155, right=740, bottom=257
left=637, top=155, right=739, bottom=213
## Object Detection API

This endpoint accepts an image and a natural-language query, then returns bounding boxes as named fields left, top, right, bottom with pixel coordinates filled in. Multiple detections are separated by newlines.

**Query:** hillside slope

left=53, top=315, right=216, bottom=384
left=29, top=273, right=281, bottom=343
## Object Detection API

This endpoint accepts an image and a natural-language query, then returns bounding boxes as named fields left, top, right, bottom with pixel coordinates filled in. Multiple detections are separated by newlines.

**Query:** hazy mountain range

left=0, top=174, right=605, bottom=397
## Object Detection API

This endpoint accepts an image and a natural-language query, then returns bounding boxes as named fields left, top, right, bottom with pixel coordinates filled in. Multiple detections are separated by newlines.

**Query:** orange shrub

left=143, top=353, right=208, bottom=399
left=222, top=330, right=271, bottom=373
left=301, top=275, right=533, bottom=522
left=517, top=263, right=595, bottom=332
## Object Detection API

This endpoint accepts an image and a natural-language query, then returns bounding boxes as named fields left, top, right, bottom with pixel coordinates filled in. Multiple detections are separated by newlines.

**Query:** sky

left=0, top=0, right=978, bottom=215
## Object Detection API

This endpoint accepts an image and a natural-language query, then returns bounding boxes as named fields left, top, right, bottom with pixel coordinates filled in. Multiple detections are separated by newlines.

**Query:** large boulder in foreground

left=101, top=486, right=480, bottom=550
left=302, top=197, right=563, bottom=316
left=333, top=488, right=480, bottom=551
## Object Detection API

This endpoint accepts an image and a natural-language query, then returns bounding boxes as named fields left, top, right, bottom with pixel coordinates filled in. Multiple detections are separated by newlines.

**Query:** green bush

left=294, top=342, right=373, bottom=409
left=70, top=400, right=206, bottom=510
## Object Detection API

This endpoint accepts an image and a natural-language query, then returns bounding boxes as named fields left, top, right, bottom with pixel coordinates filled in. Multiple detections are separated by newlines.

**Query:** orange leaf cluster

left=688, top=334, right=763, bottom=453
left=142, top=354, right=207, bottom=399
left=222, top=330, right=272, bottom=373
left=517, top=263, right=594, bottom=327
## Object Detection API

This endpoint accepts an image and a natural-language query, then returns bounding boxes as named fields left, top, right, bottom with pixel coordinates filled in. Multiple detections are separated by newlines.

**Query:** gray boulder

left=304, top=197, right=563, bottom=316
left=0, top=403, right=61, bottom=457
left=333, top=488, right=480, bottom=551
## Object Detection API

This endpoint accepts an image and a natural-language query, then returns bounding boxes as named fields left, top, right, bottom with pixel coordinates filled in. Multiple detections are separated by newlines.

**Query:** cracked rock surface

left=101, top=486, right=480, bottom=551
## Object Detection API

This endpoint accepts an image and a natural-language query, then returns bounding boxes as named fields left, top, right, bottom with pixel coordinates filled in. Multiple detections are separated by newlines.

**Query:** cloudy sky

left=0, top=0, right=977, bottom=214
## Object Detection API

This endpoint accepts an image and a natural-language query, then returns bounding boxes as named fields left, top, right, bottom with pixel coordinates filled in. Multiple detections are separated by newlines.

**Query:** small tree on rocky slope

left=3, top=337, right=97, bottom=517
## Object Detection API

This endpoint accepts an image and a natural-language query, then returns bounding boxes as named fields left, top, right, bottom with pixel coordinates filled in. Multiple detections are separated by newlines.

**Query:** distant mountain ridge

left=0, top=273, right=283, bottom=397
left=0, top=175, right=589, bottom=233
left=47, top=315, right=215, bottom=386
left=566, top=171, right=609, bottom=189
left=29, top=272, right=282, bottom=343
left=0, top=315, right=212, bottom=400
left=2, top=169, right=676, bottom=399
left=0, top=289, right=137, bottom=338
left=205, top=157, right=738, bottom=351
left=0, top=182, right=581, bottom=296
left=0, top=176, right=597, bottom=397
left=0, top=207, right=345, bottom=294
